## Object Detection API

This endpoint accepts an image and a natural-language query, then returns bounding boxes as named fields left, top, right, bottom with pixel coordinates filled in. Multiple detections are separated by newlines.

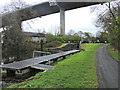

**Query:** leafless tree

left=90, top=1, right=120, bottom=51
left=0, top=0, right=37, bottom=63
left=67, top=29, right=75, bottom=36
left=49, top=25, right=60, bottom=36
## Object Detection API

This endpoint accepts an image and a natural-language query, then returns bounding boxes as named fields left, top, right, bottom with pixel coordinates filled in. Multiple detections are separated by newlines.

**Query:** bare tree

left=91, top=1, right=120, bottom=51
left=49, top=25, right=60, bottom=36
left=1, top=0, right=37, bottom=63
left=67, top=29, right=75, bottom=36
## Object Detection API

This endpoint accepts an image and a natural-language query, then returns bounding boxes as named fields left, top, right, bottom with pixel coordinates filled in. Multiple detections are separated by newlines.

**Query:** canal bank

left=7, top=43, right=103, bottom=88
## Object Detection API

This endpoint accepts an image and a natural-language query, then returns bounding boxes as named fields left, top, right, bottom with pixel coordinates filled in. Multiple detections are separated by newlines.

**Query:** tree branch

left=106, top=3, right=118, bottom=25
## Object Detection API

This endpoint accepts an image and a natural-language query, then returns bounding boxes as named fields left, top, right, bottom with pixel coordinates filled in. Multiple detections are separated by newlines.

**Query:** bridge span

left=0, top=0, right=105, bottom=35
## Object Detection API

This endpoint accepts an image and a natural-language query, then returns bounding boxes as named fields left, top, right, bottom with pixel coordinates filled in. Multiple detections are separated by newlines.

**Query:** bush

left=63, top=35, right=80, bottom=43
left=55, top=36, right=64, bottom=43
left=46, top=34, right=64, bottom=43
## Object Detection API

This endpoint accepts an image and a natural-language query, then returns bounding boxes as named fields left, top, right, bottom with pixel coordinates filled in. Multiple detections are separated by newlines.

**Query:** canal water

left=1, top=68, right=44, bottom=88
left=1, top=54, right=65, bottom=88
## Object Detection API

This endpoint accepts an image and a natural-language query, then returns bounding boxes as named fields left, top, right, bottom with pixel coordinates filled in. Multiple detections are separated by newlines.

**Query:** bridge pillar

left=60, top=8, right=65, bottom=36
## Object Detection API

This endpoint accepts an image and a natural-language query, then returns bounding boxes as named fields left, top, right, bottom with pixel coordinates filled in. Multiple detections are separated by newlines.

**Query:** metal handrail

left=33, top=50, right=51, bottom=58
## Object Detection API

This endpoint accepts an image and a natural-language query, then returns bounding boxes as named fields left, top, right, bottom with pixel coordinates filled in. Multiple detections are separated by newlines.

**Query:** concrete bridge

left=0, top=0, right=107, bottom=35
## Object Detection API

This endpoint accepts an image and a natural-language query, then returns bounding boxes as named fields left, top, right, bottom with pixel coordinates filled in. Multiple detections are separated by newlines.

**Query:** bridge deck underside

left=0, top=50, right=79, bottom=70
left=1, top=2, right=101, bottom=27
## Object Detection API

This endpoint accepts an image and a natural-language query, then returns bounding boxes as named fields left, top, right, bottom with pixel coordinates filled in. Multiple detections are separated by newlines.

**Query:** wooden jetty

left=31, top=64, right=55, bottom=70
left=0, top=50, right=80, bottom=76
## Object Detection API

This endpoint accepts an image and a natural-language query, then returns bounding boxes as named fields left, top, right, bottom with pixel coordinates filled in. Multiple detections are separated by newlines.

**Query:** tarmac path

left=95, top=44, right=118, bottom=88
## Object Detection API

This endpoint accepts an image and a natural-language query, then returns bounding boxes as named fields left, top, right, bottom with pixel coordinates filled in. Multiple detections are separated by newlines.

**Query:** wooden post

left=7, top=69, right=15, bottom=77
left=63, top=56, right=66, bottom=59
left=0, top=32, right=2, bottom=64
left=79, top=41, right=81, bottom=50
left=0, top=32, right=2, bottom=86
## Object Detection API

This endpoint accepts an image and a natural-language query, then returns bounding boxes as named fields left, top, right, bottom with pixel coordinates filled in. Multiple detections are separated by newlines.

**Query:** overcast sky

left=0, top=0, right=102, bottom=35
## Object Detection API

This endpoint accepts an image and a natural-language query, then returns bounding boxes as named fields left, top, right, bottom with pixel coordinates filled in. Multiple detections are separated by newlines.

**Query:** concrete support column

left=60, top=8, right=65, bottom=36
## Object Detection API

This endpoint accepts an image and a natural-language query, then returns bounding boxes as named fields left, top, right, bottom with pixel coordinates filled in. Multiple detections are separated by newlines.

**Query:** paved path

left=95, top=44, right=118, bottom=88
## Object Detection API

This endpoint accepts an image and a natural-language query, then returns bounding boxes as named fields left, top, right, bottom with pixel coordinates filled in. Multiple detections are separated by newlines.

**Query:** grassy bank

left=8, top=43, right=103, bottom=88
left=46, top=43, right=68, bottom=50
left=57, top=43, right=68, bottom=48
left=107, top=45, right=120, bottom=62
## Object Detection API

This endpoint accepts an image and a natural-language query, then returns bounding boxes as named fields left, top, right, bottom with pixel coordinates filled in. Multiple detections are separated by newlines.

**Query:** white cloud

left=22, top=6, right=99, bottom=35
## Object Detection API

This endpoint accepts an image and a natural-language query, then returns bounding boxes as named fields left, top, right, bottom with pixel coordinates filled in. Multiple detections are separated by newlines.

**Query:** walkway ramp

left=31, top=64, right=55, bottom=70
left=0, top=50, right=80, bottom=70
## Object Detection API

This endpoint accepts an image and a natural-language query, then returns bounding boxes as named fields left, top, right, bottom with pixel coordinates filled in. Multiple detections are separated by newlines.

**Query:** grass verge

left=8, top=43, right=103, bottom=88
left=57, top=43, right=68, bottom=48
left=81, top=43, right=89, bottom=49
left=107, top=45, right=120, bottom=62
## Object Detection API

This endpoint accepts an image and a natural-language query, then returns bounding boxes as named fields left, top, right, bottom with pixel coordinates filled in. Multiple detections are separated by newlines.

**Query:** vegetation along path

left=95, top=44, right=118, bottom=88
left=8, top=43, right=103, bottom=88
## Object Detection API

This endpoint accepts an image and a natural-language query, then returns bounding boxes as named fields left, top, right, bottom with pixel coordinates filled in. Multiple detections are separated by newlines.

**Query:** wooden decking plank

left=31, top=64, right=55, bottom=70
left=0, top=50, right=80, bottom=70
